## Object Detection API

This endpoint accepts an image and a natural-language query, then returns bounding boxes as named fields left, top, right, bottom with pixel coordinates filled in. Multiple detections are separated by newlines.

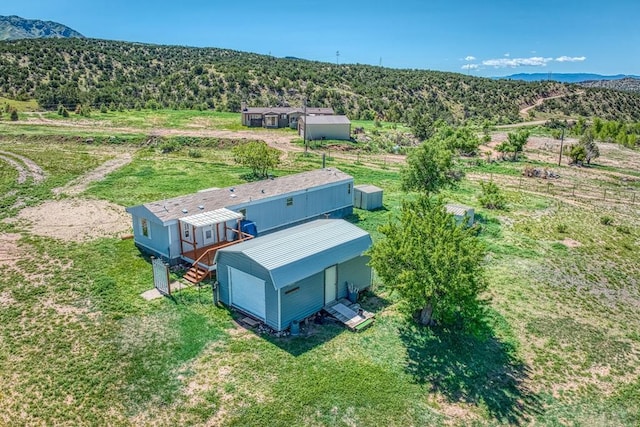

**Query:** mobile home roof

left=128, top=168, right=352, bottom=224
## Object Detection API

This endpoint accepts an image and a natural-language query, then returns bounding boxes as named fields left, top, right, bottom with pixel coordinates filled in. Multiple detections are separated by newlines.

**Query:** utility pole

left=303, top=98, right=308, bottom=154
left=336, top=50, right=340, bottom=65
left=558, top=127, right=565, bottom=166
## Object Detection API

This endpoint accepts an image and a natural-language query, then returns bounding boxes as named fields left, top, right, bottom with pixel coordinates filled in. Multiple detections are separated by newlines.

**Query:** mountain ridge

left=0, top=15, right=84, bottom=40
left=498, top=73, right=640, bottom=84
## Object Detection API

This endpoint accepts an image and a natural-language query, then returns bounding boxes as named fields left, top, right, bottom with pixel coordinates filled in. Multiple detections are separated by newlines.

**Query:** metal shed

left=446, top=204, right=475, bottom=227
left=215, top=219, right=372, bottom=331
left=299, top=115, right=351, bottom=141
left=354, top=184, right=383, bottom=210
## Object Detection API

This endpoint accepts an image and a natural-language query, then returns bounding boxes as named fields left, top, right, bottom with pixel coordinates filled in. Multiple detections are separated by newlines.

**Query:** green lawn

left=0, top=134, right=638, bottom=425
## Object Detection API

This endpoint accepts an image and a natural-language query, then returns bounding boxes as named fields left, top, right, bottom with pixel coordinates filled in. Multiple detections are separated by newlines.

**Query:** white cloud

left=480, top=55, right=587, bottom=68
left=555, top=56, right=586, bottom=62
left=482, top=57, right=553, bottom=68
left=504, top=53, right=510, bottom=57
left=464, top=55, right=476, bottom=61
left=461, top=63, right=479, bottom=70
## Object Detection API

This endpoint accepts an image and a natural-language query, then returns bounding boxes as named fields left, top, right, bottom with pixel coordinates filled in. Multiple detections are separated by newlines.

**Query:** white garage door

left=229, top=267, right=266, bottom=320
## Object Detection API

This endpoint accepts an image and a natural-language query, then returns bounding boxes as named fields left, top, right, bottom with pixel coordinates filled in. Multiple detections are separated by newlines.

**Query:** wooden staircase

left=183, top=264, right=210, bottom=284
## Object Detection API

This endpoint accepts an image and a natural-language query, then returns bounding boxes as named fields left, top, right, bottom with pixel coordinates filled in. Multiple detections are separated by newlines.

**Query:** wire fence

left=468, top=173, right=640, bottom=213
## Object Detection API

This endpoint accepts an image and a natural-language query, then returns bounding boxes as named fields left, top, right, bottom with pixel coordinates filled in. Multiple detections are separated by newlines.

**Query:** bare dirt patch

left=53, top=152, right=133, bottom=196
left=0, top=233, right=22, bottom=268
left=561, top=238, right=582, bottom=248
left=16, top=199, right=131, bottom=242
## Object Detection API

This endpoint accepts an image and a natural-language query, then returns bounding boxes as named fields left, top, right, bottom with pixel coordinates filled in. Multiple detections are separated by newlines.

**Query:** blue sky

left=3, top=1, right=639, bottom=77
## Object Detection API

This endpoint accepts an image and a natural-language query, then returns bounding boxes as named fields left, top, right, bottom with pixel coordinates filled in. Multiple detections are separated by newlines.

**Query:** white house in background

left=298, top=115, right=351, bottom=141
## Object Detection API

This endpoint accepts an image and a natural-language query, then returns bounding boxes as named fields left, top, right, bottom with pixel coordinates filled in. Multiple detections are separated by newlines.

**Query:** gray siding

left=264, top=278, right=279, bottom=330
left=131, top=213, right=171, bottom=260
left=354, top=187, right=383, bottom=211
left=337, top=256, right=372, bottom=298
left=305, top=123, right=350, bottom=141
left=229, top=182, right=353, bottom=235
left=279, top=272, right=324, bottom=330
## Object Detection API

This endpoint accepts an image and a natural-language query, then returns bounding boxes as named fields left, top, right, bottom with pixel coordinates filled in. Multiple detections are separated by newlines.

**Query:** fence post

left=603, top=189, right=607, bottom=201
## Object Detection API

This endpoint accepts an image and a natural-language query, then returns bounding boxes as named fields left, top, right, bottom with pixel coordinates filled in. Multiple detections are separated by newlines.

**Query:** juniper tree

left=368, top=196, right=486, bottom=326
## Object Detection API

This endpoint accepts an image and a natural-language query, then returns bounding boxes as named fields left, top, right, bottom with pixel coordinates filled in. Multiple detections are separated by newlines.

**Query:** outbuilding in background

left=354, top=184, right=383, bottom=211
left=446, top=204, right=475, bottom=227
left=299, top=115, right=351, bottom=141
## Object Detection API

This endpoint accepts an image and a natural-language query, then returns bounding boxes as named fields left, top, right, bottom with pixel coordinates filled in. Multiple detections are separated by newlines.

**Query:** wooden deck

left=324, top=299, right=375, bottom=331
left=181, top=241, right=229, bottom=267
left=182, top=234, right=253, bottom=268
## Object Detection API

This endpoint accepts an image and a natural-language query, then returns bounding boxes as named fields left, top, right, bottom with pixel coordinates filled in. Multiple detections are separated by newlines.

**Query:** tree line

left=2, top=38, right=640, bottom=126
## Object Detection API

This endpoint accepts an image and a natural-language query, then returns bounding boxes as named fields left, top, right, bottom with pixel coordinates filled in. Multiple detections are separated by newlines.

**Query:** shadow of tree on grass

left=400, top=321, right=542, bottom=424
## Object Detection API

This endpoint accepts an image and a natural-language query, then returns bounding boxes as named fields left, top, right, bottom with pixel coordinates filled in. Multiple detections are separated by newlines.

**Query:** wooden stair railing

left=183, top=233, right=255, bottom=284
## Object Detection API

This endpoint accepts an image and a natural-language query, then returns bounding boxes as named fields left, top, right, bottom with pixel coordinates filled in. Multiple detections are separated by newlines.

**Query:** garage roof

left=216, top=219, right=371, bottom=289
left=303, top=115, right=351, bottom=125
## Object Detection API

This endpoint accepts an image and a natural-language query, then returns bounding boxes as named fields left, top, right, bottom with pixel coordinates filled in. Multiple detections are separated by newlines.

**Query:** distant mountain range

left=0, top=15, right=84, bottom=41
left=498, top=73, right=640, bottom=84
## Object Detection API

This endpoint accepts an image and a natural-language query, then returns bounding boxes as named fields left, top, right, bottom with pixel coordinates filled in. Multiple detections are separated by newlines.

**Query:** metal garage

left=215, top=219, right=372, bottom=331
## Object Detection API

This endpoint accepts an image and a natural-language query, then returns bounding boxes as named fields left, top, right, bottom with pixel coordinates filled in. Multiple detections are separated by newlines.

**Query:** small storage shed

left=299, top=115, right=351, bottom=141
left=354, top=184, right=383, bottom=210
left=446, top=204, right=475, bottom=227
left=215, top=219, right=372, bottom=331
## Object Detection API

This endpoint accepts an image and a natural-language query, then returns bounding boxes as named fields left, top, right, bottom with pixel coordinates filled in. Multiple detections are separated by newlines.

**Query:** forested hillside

left=2, top=38, right=640, bottom=124
left=580, top=77, right=640, bottom=93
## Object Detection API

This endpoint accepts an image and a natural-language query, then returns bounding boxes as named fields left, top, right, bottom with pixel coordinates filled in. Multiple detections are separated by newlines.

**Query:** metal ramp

left=324, top=299, right=374, bottom=331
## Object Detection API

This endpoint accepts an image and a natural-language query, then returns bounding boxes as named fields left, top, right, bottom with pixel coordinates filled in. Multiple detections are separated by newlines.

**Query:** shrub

left=616, top=225, right=630, bottom=234
left=478, top=180, right=506, bottom=210
left=600, top=215, right=614, bottom=226
left=10, top=109, right=19, bottom=121
left=188, top=149, right=202, bottom=158
left=159, top=140, right=180, bottom=153
left=555, top=223, right=568, bottom=234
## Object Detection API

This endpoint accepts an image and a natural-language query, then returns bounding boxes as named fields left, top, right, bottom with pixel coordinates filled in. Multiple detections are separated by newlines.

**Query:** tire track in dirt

left=0, top=154, right=29, bottom=184
left=53, top=152, right=133, bottom=196
left=0, top=150, right=46, bottom=184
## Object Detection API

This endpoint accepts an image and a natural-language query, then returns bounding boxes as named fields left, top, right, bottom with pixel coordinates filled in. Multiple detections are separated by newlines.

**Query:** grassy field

left=38, top=109, right=247, bottom=131
left=0, top=121, right=639, bottom=425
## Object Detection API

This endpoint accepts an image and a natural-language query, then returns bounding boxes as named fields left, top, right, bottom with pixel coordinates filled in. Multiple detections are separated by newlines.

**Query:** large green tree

left=401, top=138, right=459, bottom=196
left=368, top=196, right=486, bottom=326
left=495, top=130, right=529, bottom=161
left=232, top=141, right=281, bottom=178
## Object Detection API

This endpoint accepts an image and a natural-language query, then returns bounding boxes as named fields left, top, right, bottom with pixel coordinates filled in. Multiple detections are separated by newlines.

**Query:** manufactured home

left=125, top=168, right=355, bottom=273
left=215, top=219, right=372, bottom=331
left=241, top=106, right=335, bottom=128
